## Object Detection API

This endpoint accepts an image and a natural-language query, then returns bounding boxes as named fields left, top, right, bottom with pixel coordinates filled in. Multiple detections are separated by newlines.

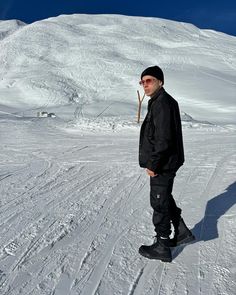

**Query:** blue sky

left=0, top=0, right=236, bottom=36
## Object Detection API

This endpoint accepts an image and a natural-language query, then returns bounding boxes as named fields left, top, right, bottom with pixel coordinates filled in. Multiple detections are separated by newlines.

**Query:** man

left=138, top=66, right=195, bottom=263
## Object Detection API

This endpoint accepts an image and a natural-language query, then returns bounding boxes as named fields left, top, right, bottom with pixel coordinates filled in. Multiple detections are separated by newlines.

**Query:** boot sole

left=139, top=248, right=172, bottom=263
left=176, top=234, right=195, bottom=246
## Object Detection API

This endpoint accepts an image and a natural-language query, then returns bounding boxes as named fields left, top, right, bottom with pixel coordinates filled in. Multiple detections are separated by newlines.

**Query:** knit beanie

left=141, top=66, right=164, bottom=84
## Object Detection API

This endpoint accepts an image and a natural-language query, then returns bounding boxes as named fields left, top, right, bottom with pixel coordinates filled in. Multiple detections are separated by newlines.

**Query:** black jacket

left=139, top=87, right=184, bottom=174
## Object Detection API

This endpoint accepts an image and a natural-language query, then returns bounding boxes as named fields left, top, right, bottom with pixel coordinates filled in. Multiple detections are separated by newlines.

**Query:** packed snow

left=0, top=14, right=236, bottom=295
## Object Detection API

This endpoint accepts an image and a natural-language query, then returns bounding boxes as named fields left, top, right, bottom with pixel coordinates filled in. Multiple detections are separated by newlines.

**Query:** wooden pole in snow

left=137, top=90, right=145, bottom=124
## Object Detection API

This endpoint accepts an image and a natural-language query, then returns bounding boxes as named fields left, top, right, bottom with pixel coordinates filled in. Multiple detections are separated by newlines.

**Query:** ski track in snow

left=0, top=118, right=236, bottom=295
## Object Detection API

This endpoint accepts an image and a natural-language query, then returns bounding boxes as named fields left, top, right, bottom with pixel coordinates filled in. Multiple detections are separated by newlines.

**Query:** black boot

left=170, top=218, right=195, bottom=247
left=139, top=238, right=172, bottom=262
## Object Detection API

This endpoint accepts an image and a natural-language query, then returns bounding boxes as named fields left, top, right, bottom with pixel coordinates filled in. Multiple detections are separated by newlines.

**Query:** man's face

left=139, top=75, right=162, bottom=97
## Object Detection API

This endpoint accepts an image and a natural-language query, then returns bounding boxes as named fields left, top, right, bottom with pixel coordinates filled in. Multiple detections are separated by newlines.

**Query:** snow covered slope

left=0, top=14, right=236, bottom=295
left=0, top=14, right=235, bottom=124
left=0, top=116, right=235, bottom=295
left=0, top=19, right=26, bottom=40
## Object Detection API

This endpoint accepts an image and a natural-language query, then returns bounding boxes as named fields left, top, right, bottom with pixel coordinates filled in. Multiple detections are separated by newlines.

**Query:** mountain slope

left=0, top=14, right=235, bottom=124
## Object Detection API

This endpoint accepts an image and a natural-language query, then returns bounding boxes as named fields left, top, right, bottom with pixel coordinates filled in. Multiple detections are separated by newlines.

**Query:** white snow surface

left=0, top=14, right=236, bottom=295
left=0, top=116, right=236, bottom=295
left=0, top=14, right=235, bottom=124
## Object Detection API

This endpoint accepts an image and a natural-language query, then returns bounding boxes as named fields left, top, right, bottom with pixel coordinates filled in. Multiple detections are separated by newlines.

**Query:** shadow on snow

left=173, top=181, right=236, bottom=259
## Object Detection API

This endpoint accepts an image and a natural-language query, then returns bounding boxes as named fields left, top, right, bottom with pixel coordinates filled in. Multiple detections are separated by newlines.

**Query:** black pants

left=150, top=171, right=181, bottom=238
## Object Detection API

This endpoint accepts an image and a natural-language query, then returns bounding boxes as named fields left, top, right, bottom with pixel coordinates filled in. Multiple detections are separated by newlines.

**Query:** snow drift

left=0, top=14, right=235, bottom=124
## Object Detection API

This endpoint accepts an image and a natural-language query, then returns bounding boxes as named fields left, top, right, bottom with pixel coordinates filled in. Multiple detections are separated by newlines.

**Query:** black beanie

left=141, top=66, right=164, bottom=84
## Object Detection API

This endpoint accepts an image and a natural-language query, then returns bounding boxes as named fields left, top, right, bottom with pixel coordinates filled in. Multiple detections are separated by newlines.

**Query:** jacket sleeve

left=146, top=101, right=173, bottom=173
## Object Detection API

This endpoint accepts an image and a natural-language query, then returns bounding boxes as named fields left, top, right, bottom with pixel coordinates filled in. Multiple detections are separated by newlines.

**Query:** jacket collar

left=148, top=87, right=165, bottom=110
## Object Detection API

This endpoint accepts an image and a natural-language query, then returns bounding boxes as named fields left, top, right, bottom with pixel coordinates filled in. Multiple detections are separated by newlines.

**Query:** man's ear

left=158, top=80, right=163, bottom=87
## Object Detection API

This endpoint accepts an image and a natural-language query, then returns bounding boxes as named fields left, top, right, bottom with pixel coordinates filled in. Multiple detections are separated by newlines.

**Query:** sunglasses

left=139, top=78, right=157, bottom=86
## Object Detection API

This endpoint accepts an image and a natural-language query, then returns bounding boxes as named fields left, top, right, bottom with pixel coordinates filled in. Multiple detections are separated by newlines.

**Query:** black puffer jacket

left=139, top=87, right=184, bottom=174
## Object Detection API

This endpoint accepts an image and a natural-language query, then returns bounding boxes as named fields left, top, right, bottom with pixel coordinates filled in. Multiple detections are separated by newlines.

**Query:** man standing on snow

left=138, top=66, right=195, bottom=262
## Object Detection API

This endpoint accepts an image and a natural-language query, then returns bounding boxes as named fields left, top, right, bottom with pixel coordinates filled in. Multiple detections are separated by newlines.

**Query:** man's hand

left=146, top=168, right=158, bottom=177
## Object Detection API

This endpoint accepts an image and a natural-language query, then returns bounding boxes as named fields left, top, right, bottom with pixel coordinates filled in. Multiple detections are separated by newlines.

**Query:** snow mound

left=0, top=14, right=235, bottom=124
left=0, top=19, right=26, bottom=40
left=63, top=111, right=234, bottom=134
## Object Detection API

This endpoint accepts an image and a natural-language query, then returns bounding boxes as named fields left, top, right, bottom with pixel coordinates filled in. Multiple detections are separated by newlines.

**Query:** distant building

left=48, top=113, right=56, bottom=118
left=37, top=111, right=48, bottom=117
left=37, top=111, right=56, bottom=118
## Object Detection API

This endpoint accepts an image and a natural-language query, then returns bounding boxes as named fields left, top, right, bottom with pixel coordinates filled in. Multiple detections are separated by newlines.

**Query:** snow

left=0, top=13, right=236, bottom=295
left=0, top=14, right=235, bottom=124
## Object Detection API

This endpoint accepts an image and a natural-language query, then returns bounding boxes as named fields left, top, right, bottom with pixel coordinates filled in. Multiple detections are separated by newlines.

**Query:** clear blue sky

left=0, top=0, right=236, bottom=36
